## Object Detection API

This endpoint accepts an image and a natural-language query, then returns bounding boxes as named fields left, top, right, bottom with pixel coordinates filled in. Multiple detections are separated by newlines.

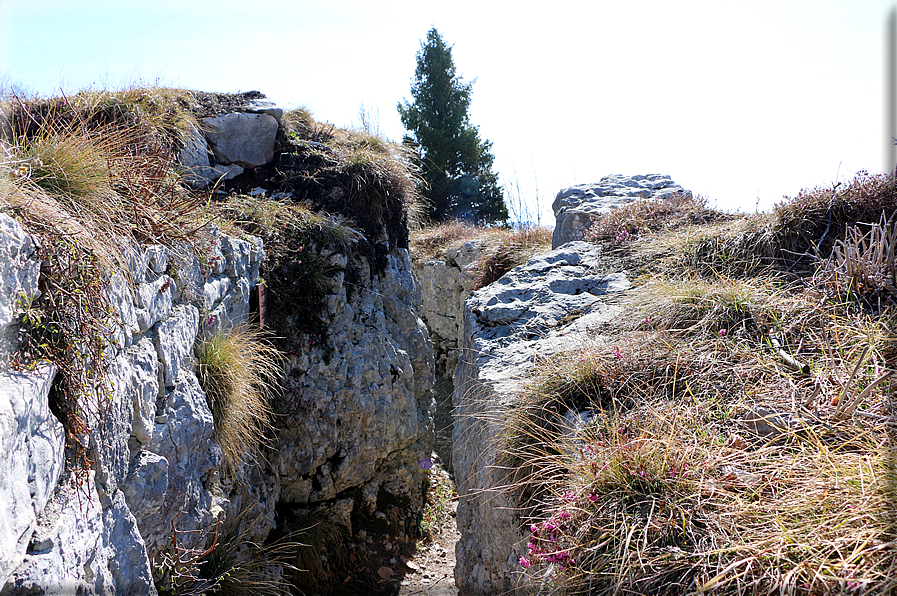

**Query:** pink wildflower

left=519, top=557, right=531, bottom=569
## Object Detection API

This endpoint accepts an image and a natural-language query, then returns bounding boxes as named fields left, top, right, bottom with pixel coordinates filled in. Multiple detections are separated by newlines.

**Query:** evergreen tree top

left=398, top=28, right=508, bottom=224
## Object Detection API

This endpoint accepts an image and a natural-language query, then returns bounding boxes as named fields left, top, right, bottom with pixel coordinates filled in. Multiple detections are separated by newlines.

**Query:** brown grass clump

left=268, top=107, right=424, bottom=247
left=466, top=225, right=554, bottom=289
left=408, top=220, right=484, bottom=261
left=194, top=324, right=282, bottom=475
left=681, top=172, right=897, bottom=277
left=814, top=214, right=897, bottom=309
left=583, top=192, right=726, bottom=244
left=409, top=221, right=553, bottom=288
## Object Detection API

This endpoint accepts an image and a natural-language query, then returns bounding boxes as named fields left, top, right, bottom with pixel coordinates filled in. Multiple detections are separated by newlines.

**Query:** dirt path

left=396, top=378, right=459, bottom=595
left=396, top=518, right=460, bottom=595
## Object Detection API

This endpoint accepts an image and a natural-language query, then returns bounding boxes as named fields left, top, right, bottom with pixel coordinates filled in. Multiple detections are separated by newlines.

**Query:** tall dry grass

left=195, top=324, right=282, bottom=474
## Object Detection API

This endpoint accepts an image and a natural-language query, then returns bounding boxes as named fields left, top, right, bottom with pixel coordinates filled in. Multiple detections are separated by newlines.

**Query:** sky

left=0, top=0, right=893, bottom=224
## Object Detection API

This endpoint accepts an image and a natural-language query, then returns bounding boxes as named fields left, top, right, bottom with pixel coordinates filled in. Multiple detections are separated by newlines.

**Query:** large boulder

left=452, top=242, right=630, bottom=594
left=551, top=174, right=691, bottom=248
left=201, top=112, right=278, bottom=168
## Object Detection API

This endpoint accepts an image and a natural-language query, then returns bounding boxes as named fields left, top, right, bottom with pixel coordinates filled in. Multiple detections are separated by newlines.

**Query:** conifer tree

left=398, top=28, right=508, bottom=223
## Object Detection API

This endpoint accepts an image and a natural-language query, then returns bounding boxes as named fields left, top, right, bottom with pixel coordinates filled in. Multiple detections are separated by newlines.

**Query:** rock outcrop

left=552, top=174, right=691, bottom=248
left=452, top=242, right=631, bottom=594
left=0, top=93, right=435, bottom=594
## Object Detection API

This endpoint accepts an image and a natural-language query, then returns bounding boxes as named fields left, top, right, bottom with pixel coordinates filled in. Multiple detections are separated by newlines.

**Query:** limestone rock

left=201, top=112, right=278, bottom=168
left=242, top=99, right=284, bottom=123
left=452, top=242, right=630, bottom=594
left=2, top=225, right=258, bottom=594
left=0, top=214, right=39, bottom=357
left=177, top=123, right=214, bottom=188
left=274, top=245, right=435, bottom=533
left=551, top=174, right=691, bottom=248
left=135, top=275, right=174, bottom=333
left=0, top=365, right=63, bottom=587
left=413, top=240, right=487, bottom=380
left=152, top=305, right=199, bottom=388
left=1, top=474, right=117, bottom=596
left=134, top=370, right=219, bottom=566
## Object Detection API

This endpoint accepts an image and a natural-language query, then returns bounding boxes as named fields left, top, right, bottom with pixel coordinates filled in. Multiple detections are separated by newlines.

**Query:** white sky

left=0, top=0, right=893, bottom=224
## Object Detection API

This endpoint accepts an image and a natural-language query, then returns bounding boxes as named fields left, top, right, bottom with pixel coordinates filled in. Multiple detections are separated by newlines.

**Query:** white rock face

left=0, top=222, right=261, bottom=594
left=552, top=174, right=691, bottom=248
left=452, top=242, right=631, bottom=594
left=0, top=366, right=63, bottom=587
left=201, top=112, right=278, bottom=168
left=0, top=214, right=40, bottom=356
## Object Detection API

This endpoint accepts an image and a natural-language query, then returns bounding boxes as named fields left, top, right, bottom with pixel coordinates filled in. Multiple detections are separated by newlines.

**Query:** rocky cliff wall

left=0, top=213, right=261, bottom=594
left=0, top=93, right=435, bottom=594
left=413, top=241, right=486, bottom=381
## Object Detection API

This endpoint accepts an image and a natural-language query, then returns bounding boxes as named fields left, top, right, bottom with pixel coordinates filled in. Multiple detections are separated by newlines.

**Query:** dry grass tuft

left=195, top=324, right=282, bottom=475
left=815, top=214, right=897, bottom=309
left=583, top=192, right=725, bottom=244
left=409, top=220, right=485, bottom=261
left=505, top=329, right=897, bottom=595
left=500, top=172, right=897, bottom=593
left=410, top=221, right=553, bottom=288
left=195, top=507, right=298, bottom=596
left=466, top=226, right=554, bottom=289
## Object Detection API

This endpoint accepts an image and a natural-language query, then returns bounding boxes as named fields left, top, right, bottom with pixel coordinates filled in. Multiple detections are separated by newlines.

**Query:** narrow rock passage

left=396, top=378, right=460, bottom=595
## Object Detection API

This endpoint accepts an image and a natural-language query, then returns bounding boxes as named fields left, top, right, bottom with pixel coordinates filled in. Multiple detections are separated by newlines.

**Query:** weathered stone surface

left=453, top=242, right=630, bottom=594
left=0, top=214, right=39, bottom=358
left=201, top=112, right=278, bottom=168
left=104, top=273, right=138, bottom=350
left=274, top=245, right=435, bottom=533
left=413, top=241, right=487, bottom=381
left=101, top=489, right=157, bottom=594
left=177, top=125, right=248, bottom=187
left=552, top=174, right=691, bottom=248
left=1, top=474, right=117, bottom=596
left=152, top=305, right=199, bottom=388
left=135, top=275, right=175, bottom=333
left=177, top=123, right=214, bottom=188
left=136, top=370, right=219, bottom=566
left=0, top=365, right=62, bottom=587
left=242, top=99, right=283, bottom=123
left=145, top=245, right=169, bottom=275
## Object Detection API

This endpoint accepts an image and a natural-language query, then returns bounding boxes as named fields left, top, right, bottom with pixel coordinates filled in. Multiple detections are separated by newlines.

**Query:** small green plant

left=418, top=467, right=457, bottom=539
left=194, top=324, right=282, bottom=474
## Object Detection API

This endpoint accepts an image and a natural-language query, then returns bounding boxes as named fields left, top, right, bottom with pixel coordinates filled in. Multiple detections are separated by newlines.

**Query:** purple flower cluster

left=523, top=510, right=576, bottom=572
